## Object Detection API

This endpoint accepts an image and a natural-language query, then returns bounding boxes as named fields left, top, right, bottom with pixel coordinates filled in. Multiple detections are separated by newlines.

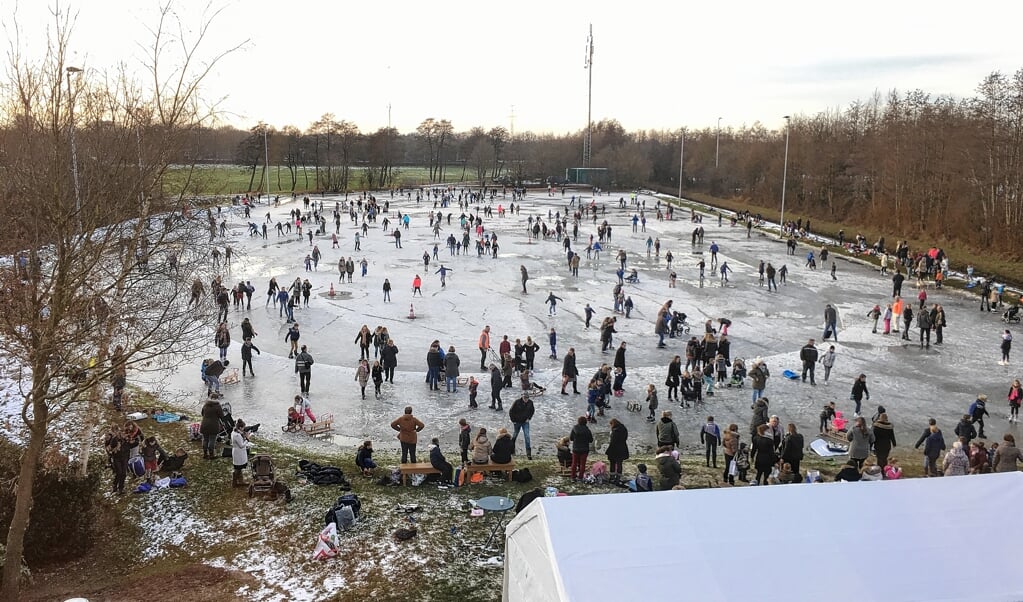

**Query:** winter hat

left=978, top=394, right=988, bottom=401
left=498, top=427, right=509, bottom=437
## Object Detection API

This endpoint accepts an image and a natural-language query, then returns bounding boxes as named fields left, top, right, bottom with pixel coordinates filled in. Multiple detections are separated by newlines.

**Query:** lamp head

left=66, top=66, right=83, bottom=74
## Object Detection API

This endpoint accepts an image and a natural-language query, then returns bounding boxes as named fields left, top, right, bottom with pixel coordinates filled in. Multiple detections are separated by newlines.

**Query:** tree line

left=190, top=68, right=1023, bottom=257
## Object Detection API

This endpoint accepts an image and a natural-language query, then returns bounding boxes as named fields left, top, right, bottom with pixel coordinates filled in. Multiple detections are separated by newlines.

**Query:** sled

left=782, top=369, right=799, bottom=380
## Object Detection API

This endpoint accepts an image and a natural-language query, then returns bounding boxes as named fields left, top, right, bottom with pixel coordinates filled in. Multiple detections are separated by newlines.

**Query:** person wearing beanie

left=634, top=463, right=653, bottom=492
left=969, top=394, right=990, bottom=439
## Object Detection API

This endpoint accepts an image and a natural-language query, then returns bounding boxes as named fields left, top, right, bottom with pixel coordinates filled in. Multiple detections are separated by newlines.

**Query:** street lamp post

left=779, top=115, right=791, bottom=238
left=677, top=129, right=685, bottom=202
left=66, top=66, right=83, bottom=231
left=715, top=116, right=722, bottom=168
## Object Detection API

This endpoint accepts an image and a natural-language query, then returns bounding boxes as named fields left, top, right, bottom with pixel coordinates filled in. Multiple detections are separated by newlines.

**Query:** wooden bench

left=398, top=462, right=440, bottom=485
left=303, top=413, right=334, bottom=437
left=462, top=461, right=516, bottom=482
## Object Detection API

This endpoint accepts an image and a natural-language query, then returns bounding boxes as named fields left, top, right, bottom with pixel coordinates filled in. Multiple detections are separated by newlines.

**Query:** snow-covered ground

left=130, top=188, right=1021, bottom=459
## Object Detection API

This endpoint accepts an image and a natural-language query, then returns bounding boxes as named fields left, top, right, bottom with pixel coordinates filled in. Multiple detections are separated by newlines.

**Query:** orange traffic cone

left=329, top=283, right=335, bottom=297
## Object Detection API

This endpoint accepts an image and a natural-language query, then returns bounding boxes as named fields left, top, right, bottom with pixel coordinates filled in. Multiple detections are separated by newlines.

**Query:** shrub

left=0, top=438, right=100, bottom=566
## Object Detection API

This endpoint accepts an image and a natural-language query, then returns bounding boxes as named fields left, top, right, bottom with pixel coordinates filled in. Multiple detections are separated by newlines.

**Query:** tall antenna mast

left=583, top=24, right=594, bottom=168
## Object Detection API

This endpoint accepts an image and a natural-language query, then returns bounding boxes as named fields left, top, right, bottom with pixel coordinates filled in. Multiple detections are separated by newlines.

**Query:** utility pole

left=677, top=129, right=685, bottom=201
left=509, top=105, right=515, bottom=138
left=583, top=24, right=594, bottom=168
left=715, top=116, right=722, bottom=168
left=780, top=115, right=791, bottom=238
left=263, top=125, right=270, bottom=199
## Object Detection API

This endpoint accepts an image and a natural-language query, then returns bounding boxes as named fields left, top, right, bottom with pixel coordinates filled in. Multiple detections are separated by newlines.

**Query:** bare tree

left=0, top=5, right=238, bottom=597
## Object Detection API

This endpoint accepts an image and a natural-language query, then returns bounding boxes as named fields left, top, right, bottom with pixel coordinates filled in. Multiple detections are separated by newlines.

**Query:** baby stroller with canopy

left=1003, top=305, right=1021, bottom=324
left=248, top=454, right=278, bottom=499
left=727, top=358, right=747, bottom=388
left=669, top=312, right=691, bottom=337
left=218, top=402, right=260, bottom=442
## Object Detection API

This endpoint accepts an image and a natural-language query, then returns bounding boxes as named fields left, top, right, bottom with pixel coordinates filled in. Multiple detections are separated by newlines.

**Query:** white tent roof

left=503, top=472, right=1023, bottom=602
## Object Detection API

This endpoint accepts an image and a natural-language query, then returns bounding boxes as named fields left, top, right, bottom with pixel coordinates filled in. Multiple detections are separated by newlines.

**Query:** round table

left=476, top=495, right=514, bottom=548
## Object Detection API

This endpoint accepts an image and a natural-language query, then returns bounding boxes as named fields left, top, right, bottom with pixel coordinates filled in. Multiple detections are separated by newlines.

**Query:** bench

left=462, top=461, right=516, bottom=482
left=303, top=413, right=334, bottom=437
left=398, top=462, right=440, bottom=485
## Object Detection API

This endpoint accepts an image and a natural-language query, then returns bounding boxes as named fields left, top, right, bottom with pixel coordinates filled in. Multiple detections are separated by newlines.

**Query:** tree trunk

left=76, top=352, right=107, bottom=477
left=1, top=391, right=48, bottom=599
left=247, top=161, right=258, bottom=192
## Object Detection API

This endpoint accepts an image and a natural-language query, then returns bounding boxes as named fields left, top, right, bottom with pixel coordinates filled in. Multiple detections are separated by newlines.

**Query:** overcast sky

left=9, top=0, right=1023, bottom=134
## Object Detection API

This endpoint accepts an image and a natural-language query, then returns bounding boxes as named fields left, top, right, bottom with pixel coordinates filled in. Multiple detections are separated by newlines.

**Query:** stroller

left=727, top=358, right=747, bottom=388
left=669, top=312, right=691, bottom=337
left=248, top=454, right=278, bottom=499
left=1003, top=305, right=1021, bottom=324
left=219, top=402, right=260, bottom=442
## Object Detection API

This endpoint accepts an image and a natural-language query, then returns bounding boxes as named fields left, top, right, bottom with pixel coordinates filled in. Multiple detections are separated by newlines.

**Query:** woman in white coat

left=231, top=419, right=252, bottom=487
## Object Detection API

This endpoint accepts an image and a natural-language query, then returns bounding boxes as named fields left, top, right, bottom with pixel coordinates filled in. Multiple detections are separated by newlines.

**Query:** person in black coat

left=569, top=416, right=594, bottom=480
left=613, top=341, right=628, bottom=384
left=872, top=413, right=897, bottom=469
left=665, top=356, right=682, bottom=402
left=561, top=348, right=580, bottom=395
left=523, top=337, right=540, bottom=371
left=428, top=438, right=454, bottom=483
left=380, top=340, right=399, bottom=383
left=489, top=364, right=504, bottom=410
left=508, top=395, right=536, bottom=459
left=605, top=418, right=629, bottom=483
left=750, top=424, right=778, bottom=485
left=779, top=423, right=805, bottom=477
left=491, top=428, right=514, bottom=464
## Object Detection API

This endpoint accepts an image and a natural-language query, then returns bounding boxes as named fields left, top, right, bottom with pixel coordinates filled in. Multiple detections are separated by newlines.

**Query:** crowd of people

left=104, top=186, right=1023, bottom=497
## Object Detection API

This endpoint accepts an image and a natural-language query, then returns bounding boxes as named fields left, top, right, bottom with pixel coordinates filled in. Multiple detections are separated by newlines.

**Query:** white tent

left=503, top=472, right=1023, bottom=602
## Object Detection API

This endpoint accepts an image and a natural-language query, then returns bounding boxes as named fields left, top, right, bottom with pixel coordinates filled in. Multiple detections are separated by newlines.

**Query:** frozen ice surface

left=137, top=190, right=1022, bottom=459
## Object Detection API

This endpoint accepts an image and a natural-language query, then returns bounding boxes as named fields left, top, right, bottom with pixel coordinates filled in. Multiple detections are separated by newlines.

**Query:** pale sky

left=8, top=0, right=1023, bottom=134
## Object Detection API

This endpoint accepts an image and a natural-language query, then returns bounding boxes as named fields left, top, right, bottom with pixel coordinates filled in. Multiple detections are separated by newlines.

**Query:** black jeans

left=400, top=442, right=417, bottom=463
left=705, top=441, right=718, bottom=466
left=243, top=358, right=254, bottom=376
left=722, top=454, right=735, bottom=484
left=385, top=366, right=395, bottom=383
left=299, top=372, right=311, bottom=392
left=112, top=459, right=127, bottom=493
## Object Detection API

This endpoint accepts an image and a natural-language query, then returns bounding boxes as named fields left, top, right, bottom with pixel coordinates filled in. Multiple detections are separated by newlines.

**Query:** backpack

left=470, top=471, right=485, bottom=484
left=336, top=493, right=361, bottom=518
left=635, top=473, right=653, bottom=492
left=324, top=494, right=361, bottom=529
left=169, top=476, right=187, bottom=488
left=590, top=461, right=607, bottom=483
left=389, top=468, right=402, bottom=485
left=511, top=468, right=533, bottom=483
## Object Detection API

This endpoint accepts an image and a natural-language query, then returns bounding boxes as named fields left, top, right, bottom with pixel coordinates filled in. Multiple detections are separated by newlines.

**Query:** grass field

left=24, top=391, right=927, bottom=601
left=164, top=165, right=477, bottom=197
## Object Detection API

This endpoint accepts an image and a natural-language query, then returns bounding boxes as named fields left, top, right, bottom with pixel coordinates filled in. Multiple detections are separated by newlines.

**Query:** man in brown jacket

left=391, top=406, right=425, bottom=463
